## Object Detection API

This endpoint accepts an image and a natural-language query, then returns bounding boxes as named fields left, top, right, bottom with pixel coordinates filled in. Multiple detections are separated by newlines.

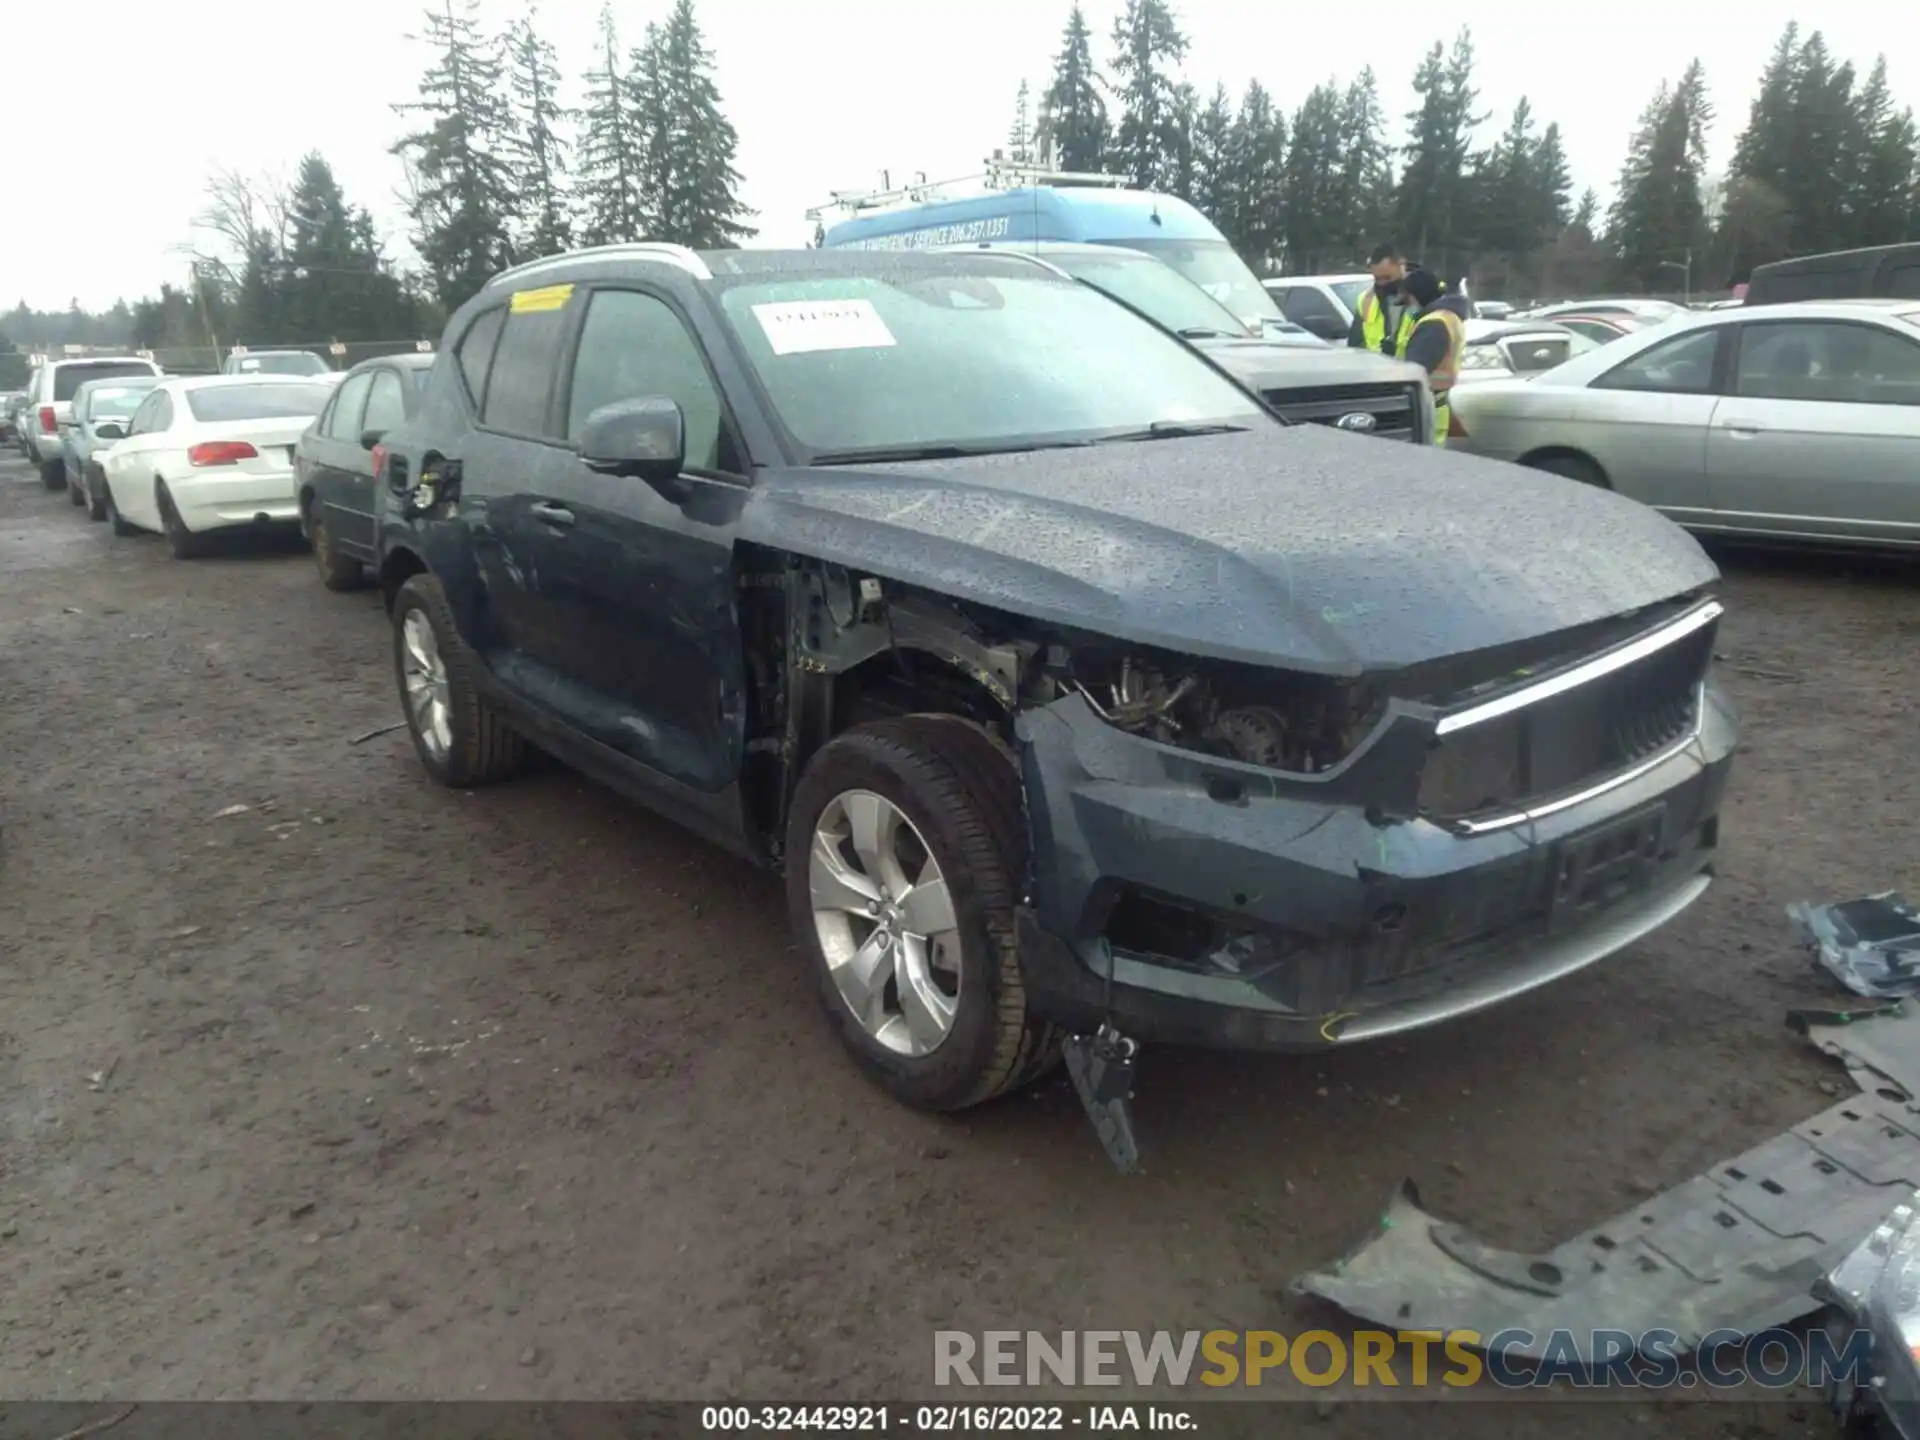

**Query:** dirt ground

left=1, top=448, right=1913, bottom=1436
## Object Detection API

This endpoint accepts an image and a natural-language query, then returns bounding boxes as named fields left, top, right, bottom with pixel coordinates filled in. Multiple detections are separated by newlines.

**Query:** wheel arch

left=1518, top=444, right=1613, bottom=488
left=378, top=543, right=429, bottom=614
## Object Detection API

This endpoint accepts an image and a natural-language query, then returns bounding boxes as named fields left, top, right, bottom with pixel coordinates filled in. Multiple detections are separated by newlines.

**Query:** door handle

left=531, top=501, right=575, bottom=526
left=1721, top=420, right=1765, bottom=435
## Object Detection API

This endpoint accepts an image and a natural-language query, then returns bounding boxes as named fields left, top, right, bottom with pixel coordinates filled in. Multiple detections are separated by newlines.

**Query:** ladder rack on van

left=806, top=157, right=1130, bottom=223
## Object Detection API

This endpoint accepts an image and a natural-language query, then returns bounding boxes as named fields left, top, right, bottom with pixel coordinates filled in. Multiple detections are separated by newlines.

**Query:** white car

left=1454, top=318, right=1602, bottom=385
left=94, top=375, right=334, bottom=558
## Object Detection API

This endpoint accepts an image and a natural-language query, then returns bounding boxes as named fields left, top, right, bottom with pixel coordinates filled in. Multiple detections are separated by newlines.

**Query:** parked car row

left=20, top=242, right=1744, bottom=1146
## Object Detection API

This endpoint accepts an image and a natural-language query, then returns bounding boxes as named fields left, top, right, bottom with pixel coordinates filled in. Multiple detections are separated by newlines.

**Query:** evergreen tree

left=1168, top=82, right=1198, bottom=201
left=1107, top=0, right=1189, bottom=191
left=1532, top=122, right=1574, bottom=237
left=1189, top=83, right=1235, bottom=231
left=1008, top=80, right=1036, bottom=165
left=1039, top=4, right=1108, bottom=172
left=392, top=0, right=519, bottom=311
left=575, top=3, right=647, bottom=245
left=1225, top=80, right=1285, bottom=267
left=1570, top=187, right=1599, bottom=239
left=1333, top=68, right=1393, bottom=265
left=1850, top=58, right=1920, bottom=246
left=1608, top=71, right=1709, bottom=292
left=503, top=6, right=573, bottom=258
left=634, top=0, right=755, bottom=248
left=1395, top=29, right=1485, bottom=276
left=1282, top=82, right=1346, bottom=273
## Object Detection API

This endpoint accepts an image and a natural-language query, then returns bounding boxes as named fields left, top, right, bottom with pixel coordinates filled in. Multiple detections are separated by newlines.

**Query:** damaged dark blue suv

left=372, top=244, right=1737, bottom=1134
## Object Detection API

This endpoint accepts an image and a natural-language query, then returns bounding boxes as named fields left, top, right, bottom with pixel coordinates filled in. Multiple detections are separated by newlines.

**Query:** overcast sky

left=3, top=0, right=1907, bottom=313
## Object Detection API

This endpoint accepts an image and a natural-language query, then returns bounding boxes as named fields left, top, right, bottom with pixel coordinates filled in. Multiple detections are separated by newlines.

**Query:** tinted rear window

left=55, top=362, right=154, bottom=401
left=482, top=305, right=570, bottom=435
left=186, top=383, right=332, bottom=423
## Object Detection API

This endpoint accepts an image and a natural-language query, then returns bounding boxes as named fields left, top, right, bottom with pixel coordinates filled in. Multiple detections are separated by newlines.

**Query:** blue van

left=822, top=187, right=1285, bottom=334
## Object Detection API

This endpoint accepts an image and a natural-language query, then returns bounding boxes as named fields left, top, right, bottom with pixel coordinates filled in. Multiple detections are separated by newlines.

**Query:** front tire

left=157, top=482, right=206, bottom=558
left=309, top=509, right=363, bottom=591
left=391, top=573, right=526, bottom=787
left=784, top=717, right=1058, bottom=1111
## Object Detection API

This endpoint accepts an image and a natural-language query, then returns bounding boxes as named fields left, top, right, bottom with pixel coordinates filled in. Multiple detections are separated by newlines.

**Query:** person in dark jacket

left=1398, top=268, right=1472, bottom=445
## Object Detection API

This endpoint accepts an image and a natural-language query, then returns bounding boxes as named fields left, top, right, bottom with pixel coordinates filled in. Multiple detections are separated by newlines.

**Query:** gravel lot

left=2, top=448, right=1912, bottom=1434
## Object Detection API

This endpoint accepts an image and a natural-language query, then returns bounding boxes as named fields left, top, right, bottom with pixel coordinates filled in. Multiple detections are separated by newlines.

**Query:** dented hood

left=740, top=424, right=1717, bottom=675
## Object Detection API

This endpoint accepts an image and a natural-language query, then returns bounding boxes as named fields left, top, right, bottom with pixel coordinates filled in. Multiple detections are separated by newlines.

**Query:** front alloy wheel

left=809, top=790, right=962, bottom=1057
left=400, top=609, right=453, bottom=762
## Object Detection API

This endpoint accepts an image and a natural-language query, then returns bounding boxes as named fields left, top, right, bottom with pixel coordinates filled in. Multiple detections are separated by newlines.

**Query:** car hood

left=740, top=425, right=1717, bottom=676
left=1194, top=338, right=1429, bottom=390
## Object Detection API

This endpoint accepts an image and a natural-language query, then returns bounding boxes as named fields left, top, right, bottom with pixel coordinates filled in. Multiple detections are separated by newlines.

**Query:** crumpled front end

left=1011, top=599, right=1738, bottom=1049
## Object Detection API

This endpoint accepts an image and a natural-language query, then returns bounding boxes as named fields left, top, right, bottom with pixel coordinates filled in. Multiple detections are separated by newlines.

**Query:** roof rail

left=485, top=242, right=711, bottom=290
left=930, top=243, right=1071, bottom=281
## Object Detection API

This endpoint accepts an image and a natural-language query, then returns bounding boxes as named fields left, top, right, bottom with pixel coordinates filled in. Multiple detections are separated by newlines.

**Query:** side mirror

left=359, top=428, right=386, bottom=451
left=94, top=422, right=127, bottom=441
left=579, top=395, right=689, bottom=498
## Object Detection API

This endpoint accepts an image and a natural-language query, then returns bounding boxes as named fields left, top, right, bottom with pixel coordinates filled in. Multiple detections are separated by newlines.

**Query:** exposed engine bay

left=1050, top=647, right=1384, bottom=776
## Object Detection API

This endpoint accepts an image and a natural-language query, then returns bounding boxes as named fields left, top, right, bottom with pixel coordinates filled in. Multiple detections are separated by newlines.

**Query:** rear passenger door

left=539, top=285, right=750, bottom=792
left=310, top=369, right=373, bottom=554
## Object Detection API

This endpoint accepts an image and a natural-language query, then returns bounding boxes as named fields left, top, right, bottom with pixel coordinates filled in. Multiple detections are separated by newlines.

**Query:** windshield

left=84, top=383, right=154, bottom=419
left=1329, top=279, right=1370, bottom=314
left=717, top=270, right=1267, bottom=459
left=1047, top=252, right=1252, bottom=337
left=1111, top=238, right=1281, bottom=327
left=186, top=383, right=332, bottom=422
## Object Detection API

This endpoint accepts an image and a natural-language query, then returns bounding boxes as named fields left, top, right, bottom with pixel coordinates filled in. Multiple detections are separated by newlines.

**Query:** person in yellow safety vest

left=1396, top=268, right=1469, bottom=446
left=1348, top=243, right=1415, bottom=359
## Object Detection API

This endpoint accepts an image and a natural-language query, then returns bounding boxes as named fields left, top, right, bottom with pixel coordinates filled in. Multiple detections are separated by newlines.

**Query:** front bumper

left=1013, top=677, right=1737, bottom=1051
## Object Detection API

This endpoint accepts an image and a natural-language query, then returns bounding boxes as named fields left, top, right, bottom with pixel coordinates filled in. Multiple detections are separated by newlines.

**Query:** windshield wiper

left=1097, top=420, right=1251, bottom=443
left=808, top=439, right=1095, bottom=466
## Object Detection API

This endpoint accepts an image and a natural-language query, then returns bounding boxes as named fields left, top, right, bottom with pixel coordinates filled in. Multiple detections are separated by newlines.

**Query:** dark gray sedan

left=294, top=353, right=434, bottom=589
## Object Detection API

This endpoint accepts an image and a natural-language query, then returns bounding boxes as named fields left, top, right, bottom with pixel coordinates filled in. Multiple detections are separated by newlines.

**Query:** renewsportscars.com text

left=934, top=1328, right=1871, bottom=1390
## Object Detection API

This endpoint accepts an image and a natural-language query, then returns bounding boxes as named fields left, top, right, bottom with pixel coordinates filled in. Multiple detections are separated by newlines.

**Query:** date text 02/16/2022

left=698, top=1406, right=1199, bottom=1432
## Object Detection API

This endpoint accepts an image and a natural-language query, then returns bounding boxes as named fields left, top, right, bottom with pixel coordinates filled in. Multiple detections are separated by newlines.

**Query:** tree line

left=1028, top=1, right=1919, bottom=296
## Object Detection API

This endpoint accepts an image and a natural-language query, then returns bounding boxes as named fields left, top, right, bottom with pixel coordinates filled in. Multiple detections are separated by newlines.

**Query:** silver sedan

left=1448, top=299, right=1920, bottom=550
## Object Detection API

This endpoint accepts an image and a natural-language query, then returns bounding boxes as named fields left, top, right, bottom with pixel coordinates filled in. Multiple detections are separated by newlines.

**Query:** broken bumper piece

left=1294, top=1005, right=1920, bottom=1363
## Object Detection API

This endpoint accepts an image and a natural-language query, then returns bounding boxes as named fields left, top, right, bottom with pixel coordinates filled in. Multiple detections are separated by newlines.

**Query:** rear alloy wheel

left=1526, top=453, right=1610, bottom=489
left=40, top=457, right=66, bottom=490
left=785, top=717, right=1058, bottom=1111
left=309, top=510, right=363, bottom=591
left=84, top=464, right=108, bottom=522
left=391, top=573, right=525, bottom=787
left=157, top=482, right=206, bottom=559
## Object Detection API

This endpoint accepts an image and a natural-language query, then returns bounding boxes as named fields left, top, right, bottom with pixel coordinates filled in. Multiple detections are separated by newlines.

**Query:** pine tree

left=575, top=2, right=647, bottom=245
left=391, top=0, right=519, bottom=311
left=503, top=5, right=573, bottom=258
left=1169, top=82, right=1198, bottom=201
left=637, top=0, right=755, bottom=249
left=1395, top=29, right=1485, bottom=277
left=1333, top=68, right=1392, bottom=265
left=1282, top=82, right=1345, bottom=273
left=1039, top=4, right=1108, bottom=172
left=1850, top=58, right=1920, bottom=246
left=1226, top=80, right=1285, bottom=267
left=1190, top=83, right=1235, bottom=232
left=1008, top=80, right=1036, bottom=165
left=1570, top=187, right=1599, bottom=239
left=1107, top=0, right=1189, bottom=191
left=1608, top=71, right=1709, bottom=292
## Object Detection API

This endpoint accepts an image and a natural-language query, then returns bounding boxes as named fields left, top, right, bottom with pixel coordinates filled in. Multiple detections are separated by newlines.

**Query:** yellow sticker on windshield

left=510, top=283, right=575, bottom=314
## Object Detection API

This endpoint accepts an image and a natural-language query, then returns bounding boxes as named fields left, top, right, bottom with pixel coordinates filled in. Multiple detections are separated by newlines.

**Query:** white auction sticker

left=752, top=299, right=896, bottom=356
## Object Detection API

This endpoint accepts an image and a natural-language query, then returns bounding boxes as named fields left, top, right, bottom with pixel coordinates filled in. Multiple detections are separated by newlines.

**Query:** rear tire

left=784, top=716, right=1058, bottom=1112
left=309, top=510, right=363, bottom=591
left=84, top=464, right=108, bottom=522
left=40, top=458, right=65, bottom=490
left=1526, top=452, right=1610, bottom=489
left=157, top=482, right=206, bottom=559
left=104, top=483, right=138, bottom=537
left=391, top=573, right=526, bottom=788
